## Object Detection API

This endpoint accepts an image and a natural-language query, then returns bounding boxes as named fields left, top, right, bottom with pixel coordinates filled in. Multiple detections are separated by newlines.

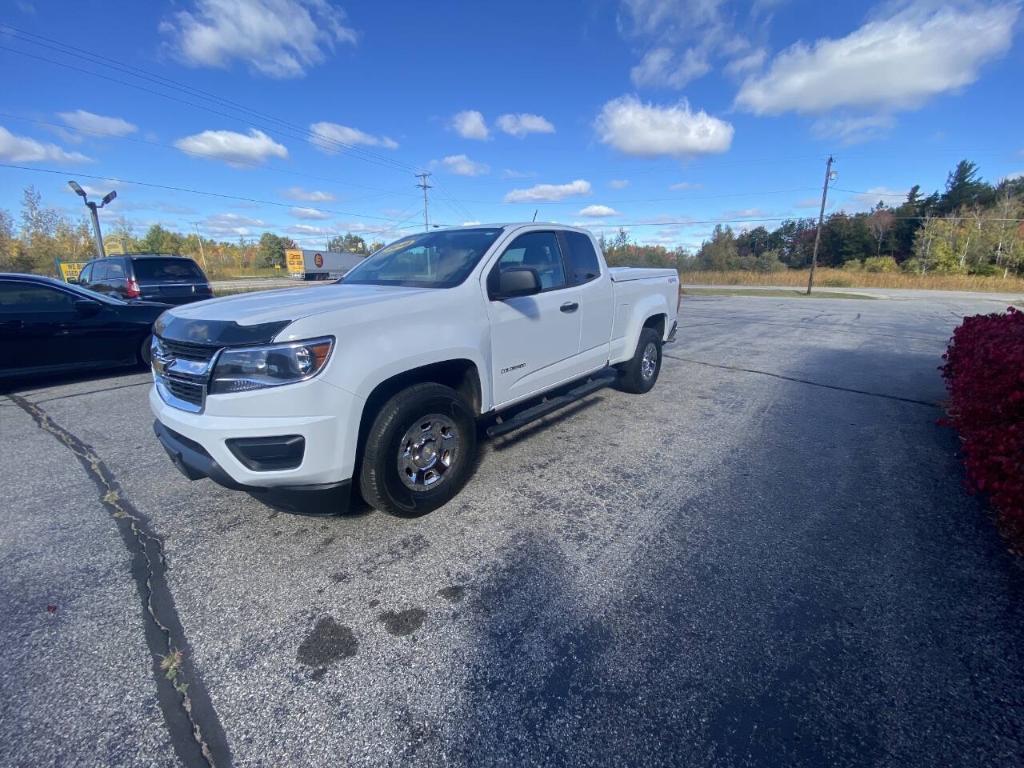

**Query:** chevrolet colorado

left=150, top=224, right=678, bottom=515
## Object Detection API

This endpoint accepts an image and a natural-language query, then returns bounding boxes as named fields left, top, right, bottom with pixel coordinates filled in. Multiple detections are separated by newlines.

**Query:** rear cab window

left=131, top=258, right=205, bottom=282
left=561, top=231, right=602, bottom=285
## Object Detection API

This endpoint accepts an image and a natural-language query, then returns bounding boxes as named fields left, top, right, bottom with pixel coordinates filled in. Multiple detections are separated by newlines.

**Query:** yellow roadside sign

left=285, top=248, right=305, bottom=275
left=56, top=260, right=88, bottom=282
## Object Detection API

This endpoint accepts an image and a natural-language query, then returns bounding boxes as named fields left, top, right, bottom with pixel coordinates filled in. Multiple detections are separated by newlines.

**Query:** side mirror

left=73, top=299, right=102, bottom=317
left=494, top=267, right=541, bottom=299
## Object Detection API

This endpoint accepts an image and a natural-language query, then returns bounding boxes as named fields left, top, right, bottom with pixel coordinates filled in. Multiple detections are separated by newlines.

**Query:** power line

left=0, top=33, right=419, bottom=175
left=0, top=113, right=419, bottom=203
left=0, top=163, right=413, bottom=223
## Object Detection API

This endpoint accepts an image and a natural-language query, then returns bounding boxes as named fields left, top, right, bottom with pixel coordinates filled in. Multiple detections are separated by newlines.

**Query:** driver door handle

left=560, top=302, right=579, bottom=313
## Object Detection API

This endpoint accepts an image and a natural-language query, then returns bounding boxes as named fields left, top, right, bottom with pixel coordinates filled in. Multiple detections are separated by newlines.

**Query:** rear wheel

left=359, top=383, right=477, bottom=516
left=615, top=327, right=662, bottom=394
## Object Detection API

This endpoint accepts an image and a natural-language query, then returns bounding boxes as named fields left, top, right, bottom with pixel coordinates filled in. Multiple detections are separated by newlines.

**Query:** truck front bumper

left=149, top=378, right=362, bottom=515
left=153, top=420, right=351, bottom=515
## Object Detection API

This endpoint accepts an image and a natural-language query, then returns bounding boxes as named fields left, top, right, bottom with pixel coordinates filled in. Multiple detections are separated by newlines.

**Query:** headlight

left=209, top=337, right=334, bottom=394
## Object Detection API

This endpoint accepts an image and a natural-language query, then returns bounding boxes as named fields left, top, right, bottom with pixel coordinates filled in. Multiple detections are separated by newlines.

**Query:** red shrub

left=942, top=306, right=1024, bottom=551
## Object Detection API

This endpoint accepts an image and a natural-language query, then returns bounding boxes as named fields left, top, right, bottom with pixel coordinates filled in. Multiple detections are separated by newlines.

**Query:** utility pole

left=415, top=172, right=432, bottom=232
left=68, top=180, right=116, bottom=259
left=192, top=222, right=208, bottom=269
left=806, top=155, right=834, bottom=295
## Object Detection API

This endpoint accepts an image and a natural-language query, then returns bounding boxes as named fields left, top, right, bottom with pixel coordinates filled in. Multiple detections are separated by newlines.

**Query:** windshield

left=342, top=228, right=504, bottom=288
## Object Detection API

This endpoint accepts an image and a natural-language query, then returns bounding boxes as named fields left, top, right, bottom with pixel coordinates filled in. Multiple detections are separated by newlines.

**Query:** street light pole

left=68, top=181, right=117, bottom=259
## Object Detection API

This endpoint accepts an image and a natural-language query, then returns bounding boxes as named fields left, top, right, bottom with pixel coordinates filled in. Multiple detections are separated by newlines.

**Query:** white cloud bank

left=309, top=122, right=398, bottom=152
left=735, top=2, right=1019, bottom=114
left=161, top=0, right=357, bottom=78
left=439, top=154, right=489, bottom=176
left=578, top=205, right=619, bottom=217
left=504, top=180, right=592, bottom=203
left=595, top=96, right=733, bottom=157
left=174, top=128, right=287, bottom=167
left=451, top=110, right=489, bottom=140
left=57, top=109, right=137, bottom=137
left=290, top=206, right=331, bottom=220
left=496, top=113, right=555, bottom=137
left=283, top=187, right=334, bottom=202
left=0, top=126, right=91, bottom=163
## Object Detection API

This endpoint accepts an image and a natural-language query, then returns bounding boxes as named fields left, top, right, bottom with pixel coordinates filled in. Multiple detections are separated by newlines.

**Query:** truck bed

left=608, top=267, right=678, bottom=282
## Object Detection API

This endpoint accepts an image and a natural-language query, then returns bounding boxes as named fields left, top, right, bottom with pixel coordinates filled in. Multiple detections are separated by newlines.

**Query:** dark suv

left=78, top=254, right=213, bottom=305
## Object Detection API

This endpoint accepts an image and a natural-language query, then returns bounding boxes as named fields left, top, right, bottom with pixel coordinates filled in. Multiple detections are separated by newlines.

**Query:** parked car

left=78, top=254, right=213, bottom=305
left=0, top=273, right=169, bottom=380
left=150, top=224, right=679, bottom=516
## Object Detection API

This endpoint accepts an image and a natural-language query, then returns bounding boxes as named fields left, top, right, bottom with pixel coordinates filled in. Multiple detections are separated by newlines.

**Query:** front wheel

left=359, top=383, right=478, bottom=516
left=615, top=327, right=662, bottom=394
left=139, top=334, right=153, bottom=367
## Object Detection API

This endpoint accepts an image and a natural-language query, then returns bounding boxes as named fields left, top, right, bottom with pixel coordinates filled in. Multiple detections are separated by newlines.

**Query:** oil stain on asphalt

left=378, top=608, right=426, bottom=636
left=297, top=616, right=359, bottom=667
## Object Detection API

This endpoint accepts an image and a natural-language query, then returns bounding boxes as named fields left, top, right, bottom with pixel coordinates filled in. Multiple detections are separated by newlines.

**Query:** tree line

left=0, top=186, right=385, bottom=277
left=600, top=161, right=1024, bottom=277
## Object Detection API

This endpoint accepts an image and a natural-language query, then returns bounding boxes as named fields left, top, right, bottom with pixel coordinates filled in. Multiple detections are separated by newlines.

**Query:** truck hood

left=156, top=283, right=431, bottom=346
left=167, top=283, right=429, bottom=325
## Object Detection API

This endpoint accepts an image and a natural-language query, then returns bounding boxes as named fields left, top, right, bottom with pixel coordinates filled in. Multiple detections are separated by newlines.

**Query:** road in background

left=2, top=291, right=1022, bottom=766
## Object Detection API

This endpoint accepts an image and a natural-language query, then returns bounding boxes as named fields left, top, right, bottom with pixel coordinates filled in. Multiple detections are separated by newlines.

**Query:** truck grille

left=159, top=337, right=219, bottom=363
left=162, top=375, right=205, bottom=407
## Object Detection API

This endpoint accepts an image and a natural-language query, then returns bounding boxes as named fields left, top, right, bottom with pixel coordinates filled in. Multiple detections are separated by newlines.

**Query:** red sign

left=314, top=253, right=324, bottom=268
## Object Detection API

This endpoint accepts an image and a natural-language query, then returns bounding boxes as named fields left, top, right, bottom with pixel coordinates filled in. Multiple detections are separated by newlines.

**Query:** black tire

left=359, top=383, right=477, bottom=516
left=615, top=327, right=662, bottom=394
left=139, top=334, right=153, bottom=367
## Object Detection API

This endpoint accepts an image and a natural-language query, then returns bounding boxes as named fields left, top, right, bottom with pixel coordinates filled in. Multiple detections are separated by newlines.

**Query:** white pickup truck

left=150, top=223, right=678, bottom=515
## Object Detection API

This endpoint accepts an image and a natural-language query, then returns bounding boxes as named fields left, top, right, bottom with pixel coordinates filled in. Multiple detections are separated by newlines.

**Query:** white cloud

left=174, top=128, right=287, bottom=167
left=201, top=211, right=266, bottom=237
left=439, top=154, right=489, bottom=176
left=160, top=0, right=356, bottom=78
left=495, top=113, right=556, bottom=137
left=595, top=95, right=733, bottom=157
left=630, top=46, right=710, bottom=88
left=287, top=223, right=333, bottom=236
left=290, top=206, right=331, bottom=220
left=502, top=168, right=534, bottom=179
left=504, top=180, right=592, bottom=203
left=461, top=221, right=482, bottom=226
left=283, top=186, right=334, bottom=202
left=736, top=2, right=1019, bottom=114
left=669, top=181, right=702, bottom=190
left=724, top=47, right=766, bottom=76
left=843, top=186, right=906, bottom=212
left=811, top=115, right=896, bottom=145
left=723, top=207, right=770, bottom=219
left=579, top=204, right=619, bottom=217
left=609, top=179, right=630, bottom=189
left=56, top=109, right=137, bottom=137
left=451, top=110, right=489, bottom=140
left=0, top=126, right=91, bottom=163
left=309, top=121, right=398, bottom=152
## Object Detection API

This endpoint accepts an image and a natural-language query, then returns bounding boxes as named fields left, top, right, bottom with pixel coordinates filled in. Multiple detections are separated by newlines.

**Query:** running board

left=486, top=371, right=616, bottom=438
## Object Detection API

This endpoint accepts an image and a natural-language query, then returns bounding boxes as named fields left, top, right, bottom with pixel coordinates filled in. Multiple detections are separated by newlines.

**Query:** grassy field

left=681, top=287, right=875, bottom=299
left=682, top=269, right=1024, bottom=293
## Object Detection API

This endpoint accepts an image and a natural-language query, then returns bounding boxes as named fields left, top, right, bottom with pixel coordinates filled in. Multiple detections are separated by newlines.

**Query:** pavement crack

left=663, top=353, right=939, bottom=408
left=7, top=394, right=232, bottom=768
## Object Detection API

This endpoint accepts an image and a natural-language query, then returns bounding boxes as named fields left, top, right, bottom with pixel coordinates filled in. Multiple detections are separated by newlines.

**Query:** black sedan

left=0, top=273, right=169, bottom=380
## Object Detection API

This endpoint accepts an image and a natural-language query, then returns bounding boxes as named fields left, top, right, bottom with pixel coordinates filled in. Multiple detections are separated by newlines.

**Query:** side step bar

left=486, top=371, right=616, bottom=438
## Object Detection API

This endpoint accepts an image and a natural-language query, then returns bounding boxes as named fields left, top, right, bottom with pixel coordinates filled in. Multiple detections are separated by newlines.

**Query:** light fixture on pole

left=68, top=180, right=117, bottom=259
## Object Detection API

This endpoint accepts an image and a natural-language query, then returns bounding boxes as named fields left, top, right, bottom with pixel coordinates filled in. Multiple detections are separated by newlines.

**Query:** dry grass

left=682, top=269, right=1024, bottom=293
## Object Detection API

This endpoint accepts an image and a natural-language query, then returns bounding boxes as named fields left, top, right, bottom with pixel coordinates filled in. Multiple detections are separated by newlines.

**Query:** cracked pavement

left=2, top=292, right=1023, bottom=767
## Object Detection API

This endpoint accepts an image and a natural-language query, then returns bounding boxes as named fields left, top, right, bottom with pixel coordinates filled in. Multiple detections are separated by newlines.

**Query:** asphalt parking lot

left=3, top=291, right=1023, bottom=767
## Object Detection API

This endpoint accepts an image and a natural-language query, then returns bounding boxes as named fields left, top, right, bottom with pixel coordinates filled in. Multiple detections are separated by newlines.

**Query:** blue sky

left=1, top=0, right=1022, bottom=250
